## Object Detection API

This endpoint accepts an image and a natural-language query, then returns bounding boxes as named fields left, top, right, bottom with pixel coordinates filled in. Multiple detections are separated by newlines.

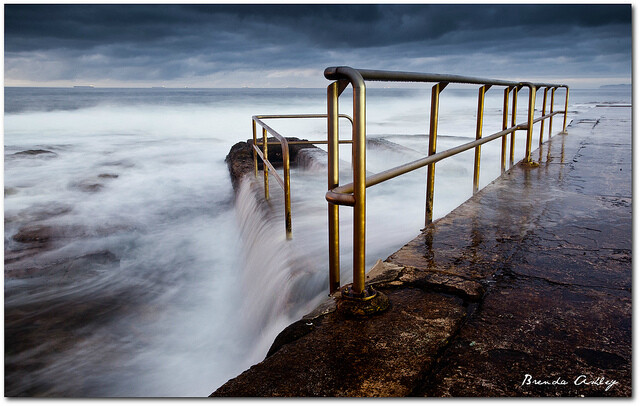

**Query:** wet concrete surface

left=212, top=106, right=631, bottom=397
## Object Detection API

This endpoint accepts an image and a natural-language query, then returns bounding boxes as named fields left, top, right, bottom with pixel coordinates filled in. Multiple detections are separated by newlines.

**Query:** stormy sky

left=4, top=4, right=632, bottom=88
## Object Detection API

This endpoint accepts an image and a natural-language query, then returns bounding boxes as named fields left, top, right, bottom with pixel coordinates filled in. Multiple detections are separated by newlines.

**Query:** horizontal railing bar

left=254, top=116, right=352, bottom=149
left=253, top=144, right=285, bottom=190
left=264, top=140, right=353, bottom=145
left=328, top=122, right=532, bottom=198
left=254, top=113, right=354, bottom=125
left=325, top=67, right=568, bottom=89
left=253, top=117, right=291, bottom=144
left=256, top=114, right=565, bottom=148
left=327, top=109, right=566, bottom=201
left=531, top=110, right=563, bottom=125
left=326, top=190, right=356, bottom=207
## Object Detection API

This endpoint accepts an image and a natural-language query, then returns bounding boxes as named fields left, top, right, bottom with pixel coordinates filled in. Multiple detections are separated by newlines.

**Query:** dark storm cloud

left=4, top=4, right=632, bottom=86
left=5, top=4, right=630, bottom=50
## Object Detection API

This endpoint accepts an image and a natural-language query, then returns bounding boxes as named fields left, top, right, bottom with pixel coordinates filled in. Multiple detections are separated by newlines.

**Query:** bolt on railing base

left=337, top=285, right=390, bottom=317
left=519, top=159, right=540, bottom=169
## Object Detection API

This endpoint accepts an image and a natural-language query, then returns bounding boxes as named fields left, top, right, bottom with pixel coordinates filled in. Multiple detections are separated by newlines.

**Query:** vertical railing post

left=510, top=86, right=519, bottom=166
left=425, top=82, right=447, bottom=225
left=562, top=86, right=570, bottom=134
left=282, top=141, right=292, bottom=240
left=473, top=84, right=490, bottom=194
left=501, top=87, right=510, bottom=173
left=539, top=87, right=548, bottom=145
left=524, top=84, right=537, bottom=163
left=549, top=87, right=556, bottom=137
left=324, top=66, right=373, bottom=300
left=252, top=119, right=258, bottom=177
left=351, top=75, right=367, bottom=297
left=262, top=127, right=269, bottom=200
left=327, top=81, right=341, bottom=293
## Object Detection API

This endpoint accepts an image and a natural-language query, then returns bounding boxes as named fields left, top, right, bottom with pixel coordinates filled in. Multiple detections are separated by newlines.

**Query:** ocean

left=3, top=85, right=630, bottom=396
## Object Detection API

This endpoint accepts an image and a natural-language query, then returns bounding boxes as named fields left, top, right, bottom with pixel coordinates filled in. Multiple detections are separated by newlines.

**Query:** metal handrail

left=324, top=66, right=569, bottom=298
left=325, top=122, right=530, bottom=205
left=251, top=114, right=353, bottom=239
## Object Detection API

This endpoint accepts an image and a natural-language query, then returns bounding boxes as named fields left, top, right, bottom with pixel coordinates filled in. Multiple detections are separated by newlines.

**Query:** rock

left=69, top=173, right=119, bottom=193
left=12, top=149, right=57, bottom=157
left=225, top=141, right=255, bottom=192
left=20, top=204, right=72, bottom=223
left=398, top=266, right=486, bottom=302
left=266, top=319, right=317, bottom=359
left=419, top=278, right=631, bottom=397
left=12, top=224, right=54, bottom=243
left=365, top=259, right=403, bottom=285
left=99, top=159, right=135, bottom=168
left=225, top=137, right=324, bottom=192
left=4, top=250, right=120, bottom=279
left=5, top=187, right=18, bottom=196
left=75, top=182, right=104, bottom=193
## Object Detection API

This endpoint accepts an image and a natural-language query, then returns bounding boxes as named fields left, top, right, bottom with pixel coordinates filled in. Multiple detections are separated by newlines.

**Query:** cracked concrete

left=212, top=105, right=631, bottom=397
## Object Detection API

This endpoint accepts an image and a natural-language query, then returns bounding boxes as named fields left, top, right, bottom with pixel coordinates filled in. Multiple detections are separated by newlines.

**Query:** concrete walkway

left=212, top=106, right=631, bottom=397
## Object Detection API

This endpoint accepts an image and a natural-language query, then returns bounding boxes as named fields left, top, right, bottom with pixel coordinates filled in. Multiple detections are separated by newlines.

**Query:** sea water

left=3, top=85, right=630, bottom=396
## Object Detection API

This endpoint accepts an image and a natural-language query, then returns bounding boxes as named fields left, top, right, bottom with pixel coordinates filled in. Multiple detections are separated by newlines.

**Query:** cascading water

left=231, top=176, right=328, bottom=359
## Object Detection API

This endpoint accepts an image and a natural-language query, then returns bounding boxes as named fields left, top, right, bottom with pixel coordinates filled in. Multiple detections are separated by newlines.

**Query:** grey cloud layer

left=4, top=4, right=631, bottom=86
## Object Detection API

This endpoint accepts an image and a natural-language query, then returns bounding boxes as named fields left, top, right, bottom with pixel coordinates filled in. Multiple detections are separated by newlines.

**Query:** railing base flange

left=341, top=284, right=378, bottom=301
left=337, top=285, right=389, bottom=317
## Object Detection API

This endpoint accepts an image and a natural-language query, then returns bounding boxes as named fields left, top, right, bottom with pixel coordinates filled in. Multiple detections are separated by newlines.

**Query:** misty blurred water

left=4, top=85, right=630, bottom=396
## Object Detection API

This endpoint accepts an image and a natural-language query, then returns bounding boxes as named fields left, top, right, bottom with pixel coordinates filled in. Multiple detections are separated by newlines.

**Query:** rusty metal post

left=327, top=81, right=341, bottom=293
left=282, top=141, right=292, bottom=240
left=524, top=84, right=537, bottom=162
left=252, top=119, right=258, bottom=177
left=539, top=87, right=548, bottom=145
left=473, top=84, right=490, bottom=194
left=549, top=87, right=556, bottom=137
left=351, top=74, right=367, bottom=297
left=425, top=82, right=447, bottom=225
left=562, top=87, right=570, bottom=134
left=510, top=86, right=519, bottom=166
left=501, top=87, right=510, bottom=172
left=324, top=67, right=375, bottom=301
left=262, top=127, right=269, bottom=200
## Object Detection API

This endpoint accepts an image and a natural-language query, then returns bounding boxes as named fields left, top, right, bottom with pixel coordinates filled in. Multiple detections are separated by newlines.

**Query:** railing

left=324, top=67, right=569, bottom=299
left=251, top=114, right=353, bottom=239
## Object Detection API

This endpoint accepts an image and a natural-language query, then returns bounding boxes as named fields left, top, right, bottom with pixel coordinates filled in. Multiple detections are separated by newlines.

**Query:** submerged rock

left=12, top=149, right=58, bottom=157
left=12, top=224, right=55, bottom=243
left=71, top=173, right=118, bottom=193
left=74, top=182, right=104, bottom=193
left=5, top=203, right=73, bottom=226
left=5, top=250, right=120, bottom=279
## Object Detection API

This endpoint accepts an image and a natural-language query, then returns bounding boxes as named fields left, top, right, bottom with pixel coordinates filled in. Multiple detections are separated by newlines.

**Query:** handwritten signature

left=521, top=374, right=618, bottom=392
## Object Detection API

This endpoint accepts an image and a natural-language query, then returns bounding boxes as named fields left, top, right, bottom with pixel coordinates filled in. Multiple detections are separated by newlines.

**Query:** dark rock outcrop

left=225, top=137, right=321, bottom=192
